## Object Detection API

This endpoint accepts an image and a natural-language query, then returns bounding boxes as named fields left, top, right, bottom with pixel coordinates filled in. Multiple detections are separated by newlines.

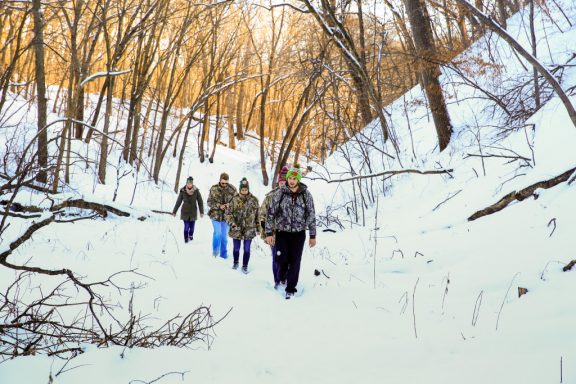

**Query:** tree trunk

left=405, top=0, right=453, bottom=151
left=98, top=76, right=113, bottom=184
left=226, top=90, right=236, bottom=149
left=496, top=0, right=508, bottom=29
left=529, top=0, right=540, bottom=108
left=32, top=0, right=48, bottom=184
left=174, top=114, right=195, bottom=192
left=235, top=47, right=250, bottom=141
left=199, top=98, right=210, bottom=163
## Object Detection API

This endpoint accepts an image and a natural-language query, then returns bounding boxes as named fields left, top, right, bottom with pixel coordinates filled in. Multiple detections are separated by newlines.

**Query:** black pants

left=275, top=231, right=306, bottom=293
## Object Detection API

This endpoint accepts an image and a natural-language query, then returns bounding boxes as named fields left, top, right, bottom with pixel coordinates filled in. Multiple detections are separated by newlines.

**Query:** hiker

left=226, top=177, right=260, bottom=273
left=207, top=172, right=237, bottom=258
left=265, top=165, right=317, bottom=299
left=172, top=176, right=204, bottom=243
left=259, top=165, right=289, bottom=288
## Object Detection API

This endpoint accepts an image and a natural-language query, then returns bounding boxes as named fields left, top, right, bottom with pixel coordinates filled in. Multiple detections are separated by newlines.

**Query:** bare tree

left=405, top=0, right=453, bottom=151
left=452, top=0, right=576, bottom=128
left=32, top=0, right=48, bottom=183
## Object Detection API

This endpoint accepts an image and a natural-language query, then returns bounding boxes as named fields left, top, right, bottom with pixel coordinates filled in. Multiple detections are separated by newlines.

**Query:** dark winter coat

left=207, top=182, right=237, bottom=221
left=265, top=183, right=316, bottom=238
left=173, top=185, right=204, bottom=221
left=226, top=192, right=260, bottom=240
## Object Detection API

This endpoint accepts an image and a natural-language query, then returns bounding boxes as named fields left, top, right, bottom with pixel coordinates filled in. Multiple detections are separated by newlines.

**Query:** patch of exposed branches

left=1, top=183, right=227, bottom=361
left=0, top=270, right=226, bottom=360
left=497, top=73, right=554, bottom=128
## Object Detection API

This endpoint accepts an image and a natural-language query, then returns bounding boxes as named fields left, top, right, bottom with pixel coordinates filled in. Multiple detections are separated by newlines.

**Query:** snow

left=1, top=1, right=576, bottom=383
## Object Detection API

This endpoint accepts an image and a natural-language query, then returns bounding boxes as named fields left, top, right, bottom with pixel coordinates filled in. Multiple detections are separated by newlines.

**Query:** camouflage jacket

left=258, top=187, right=279, bottom=240
left=265, top=183, right=316, bottom=238
left=226, top=192, right=260, bottom=240
left=207, top=183, right=237, bottom=221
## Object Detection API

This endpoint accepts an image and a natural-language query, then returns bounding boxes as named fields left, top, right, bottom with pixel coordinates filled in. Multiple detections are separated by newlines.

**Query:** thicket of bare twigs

left=0, top=152, right=229, bottom=361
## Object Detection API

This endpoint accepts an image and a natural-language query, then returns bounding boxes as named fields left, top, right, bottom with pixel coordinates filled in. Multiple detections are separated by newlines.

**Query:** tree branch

left=308, top=168, right=453, bottom=183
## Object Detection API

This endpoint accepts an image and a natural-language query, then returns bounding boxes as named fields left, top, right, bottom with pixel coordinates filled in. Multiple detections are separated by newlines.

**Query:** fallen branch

left=308, top=168, right=453, bottom=183
left=464, top=153, right=532, bottom=163
left=468, top=167, right=576, bottom=221
left=432, top=189, right=462, bottom=211
left=51, top=199, right=130, bottom=218
left=152, top=209, right=173, bottom=215
left=548, top=218, right=557, bottom=237
left=0, top=215, right=56, bottom=261
left=129, top=371, right=190, bottom=384
left=563, top=260, right=576, bottom=272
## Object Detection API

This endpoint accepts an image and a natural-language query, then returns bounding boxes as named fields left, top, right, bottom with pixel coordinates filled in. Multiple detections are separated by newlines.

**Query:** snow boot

left=232, top=262, right=239, bottom=270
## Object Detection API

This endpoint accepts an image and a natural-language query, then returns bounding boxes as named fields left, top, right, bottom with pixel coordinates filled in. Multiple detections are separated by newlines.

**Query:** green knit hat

left=239, top=177, right=249, bottom=191
left=286, top=166, right=302, bottom=182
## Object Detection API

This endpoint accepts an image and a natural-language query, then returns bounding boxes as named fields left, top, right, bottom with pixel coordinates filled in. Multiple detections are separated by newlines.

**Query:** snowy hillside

left=1, top=1, right=576, bottom=383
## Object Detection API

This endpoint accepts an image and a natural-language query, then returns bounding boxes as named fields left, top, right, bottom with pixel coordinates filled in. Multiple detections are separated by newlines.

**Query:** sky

left=1, top=0, right=575, bottom=383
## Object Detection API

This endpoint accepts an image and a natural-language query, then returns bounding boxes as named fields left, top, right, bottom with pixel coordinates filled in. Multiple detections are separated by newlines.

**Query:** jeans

left=211, top=220, right=229, bottom=258
left=183, top=220, right=196, bottom=241
left=233, top=239, right=252, bottom=266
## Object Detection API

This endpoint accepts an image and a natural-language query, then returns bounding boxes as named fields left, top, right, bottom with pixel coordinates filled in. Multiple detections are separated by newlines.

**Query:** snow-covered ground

left=1, top=1, right=575, bottom=383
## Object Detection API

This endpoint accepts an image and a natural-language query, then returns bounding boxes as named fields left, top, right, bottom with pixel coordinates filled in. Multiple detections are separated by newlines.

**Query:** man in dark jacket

left=207, top=172, right=237, bottom=258
left=172, top=176, right=204, bottom=243
left=265, top=166, right=316, bottom=299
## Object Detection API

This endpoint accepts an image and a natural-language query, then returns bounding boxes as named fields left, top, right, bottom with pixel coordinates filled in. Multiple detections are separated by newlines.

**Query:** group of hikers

left=172, top=165, right=317, bottom=299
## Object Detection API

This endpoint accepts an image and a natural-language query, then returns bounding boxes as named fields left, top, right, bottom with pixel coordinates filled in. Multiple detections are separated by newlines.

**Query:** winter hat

left=278, top=165, right=290, bottom=183
left=186, top=176, right=194, bottom=183
left=286, top=166, right=302, bottom=182
left=220, top=172, right=229, bottom=181
left=239, top=177, right=249, bottom=191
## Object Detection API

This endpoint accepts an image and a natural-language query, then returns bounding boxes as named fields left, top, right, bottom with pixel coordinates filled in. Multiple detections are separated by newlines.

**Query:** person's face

left=186, top=181, right=193, bottom=188
left=278, top=180, right=286, bottom=187
left=287, top=176, right=298, bottom=188
left=219, top=178, right=228, bottom=186
left=240, top=187, right=248, bottom=195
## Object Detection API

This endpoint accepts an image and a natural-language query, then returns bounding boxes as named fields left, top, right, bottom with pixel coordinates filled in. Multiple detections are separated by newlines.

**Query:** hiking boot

left=232, top=262, right=239, bottom=270
left=241, top=266, right=248, bottom=274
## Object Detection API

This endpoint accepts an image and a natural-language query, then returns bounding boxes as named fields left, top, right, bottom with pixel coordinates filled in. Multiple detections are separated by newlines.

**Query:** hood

left=181, top=185, right=198, bottom=193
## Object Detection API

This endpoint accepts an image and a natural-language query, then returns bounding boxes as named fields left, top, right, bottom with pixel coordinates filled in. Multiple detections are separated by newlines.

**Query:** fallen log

left=51, top=199, right=130, bottom=218
left=563, top=260, right=576, bottom=272
left=468, top=167, right=576, bottom=221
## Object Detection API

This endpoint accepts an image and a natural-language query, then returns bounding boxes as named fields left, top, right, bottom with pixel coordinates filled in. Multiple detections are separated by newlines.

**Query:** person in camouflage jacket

left=207, top=172, right=237, bottom=258
left=259, top=165, right=289, bottom=286
left=265, top=166, right=317, bottom=298
left=226, top=177, right=259, bottom=273
left=172, top=176, right=204, bottom=243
